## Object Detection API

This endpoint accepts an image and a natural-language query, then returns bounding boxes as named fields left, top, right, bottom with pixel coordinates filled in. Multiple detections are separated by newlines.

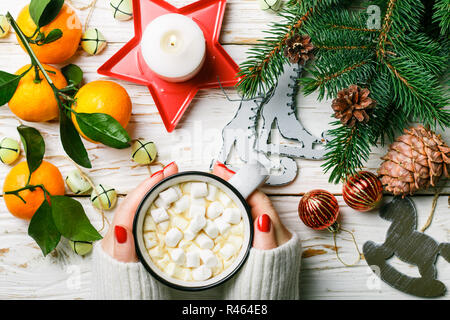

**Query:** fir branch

left=237, top=0, right=346, bottom=98
left=433, top=0, right=450, bottom=35
left=322, top=122, right=372, bottom=184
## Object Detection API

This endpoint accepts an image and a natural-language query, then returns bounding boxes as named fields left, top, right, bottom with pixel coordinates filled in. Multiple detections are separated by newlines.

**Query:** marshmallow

left=158, top=254, right=171, bottom=270
left=186, top=251, right=200, bottom=268
left=212, top=259, right=224, bottom=276
left=206, top=184, right=218, bottom=201
left=231, top=221, right=244, bottom=235
left=151, top=207, right=169, bottom=224
left=203, top=220, right=219, bottom=239
left=191, top=197, right=206, bottom=207
left=189, top=204, right=206, bottom=219
left=154, top=196, right=170, bottom=209
left=223, top=208, right=242, bottom=224
left=180, top=268, right=192, bottom=281
left=159, top=187, right=181, bottom=205
left=206, top=201, right=224, bottom=219
left=228, top=235, right=243, bottom=251
left=200, top=249, right=218, bottom=268
left=218, top=192, right=232, bottom=207
left=188, top=215, right=206, bottom=233
left=169, top=248, right=186, bottom=265
left=178, top=240, right=191, bottom=250
left=215, top=217, right=231, bottom=235
left=172, top=216, right=189, bottom=230
left=145, top=238, right=157, bottom=249
left=195, top=233, right=214, bottom=250
left=192, top=265, right=212, bottom=281
left=173, top=195, right=190, bottom=214
left=212, top=243, right=221, bottom=253
left=191, top=182, right=208, bottom=198
left=143, top=217, right=157, bottom=231
left=220, top=244, right=236, bottom=260
left=166, top=262, right=183, bottom=278
left=158, top=220, right=170, bottom=233
left=165, top=228, right=183, bottom=247
left=181, top=182, right=191, bottom=194
left=149, top=246, right=164, bottom=259
left=184, top=229, right=197, bottom=241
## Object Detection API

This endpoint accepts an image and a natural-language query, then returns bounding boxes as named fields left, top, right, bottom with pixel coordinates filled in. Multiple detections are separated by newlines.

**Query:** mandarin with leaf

left=16, top=3, right=82, bottom=64
left=71, top=80, right=132, bottom=143
left=8, top=64, right=67, bottom=122
left=3, top=160, right=65, bottom=220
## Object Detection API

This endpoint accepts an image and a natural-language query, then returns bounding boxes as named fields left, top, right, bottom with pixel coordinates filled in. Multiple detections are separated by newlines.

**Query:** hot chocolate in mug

left=133, top=162, right=268, bottom=291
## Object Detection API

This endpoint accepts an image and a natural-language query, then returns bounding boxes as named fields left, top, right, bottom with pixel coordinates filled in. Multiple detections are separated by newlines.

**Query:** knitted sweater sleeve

left=223, top=233, right=302, bottom=300
left=90, top=243, right=169, bottom=300
left=91, top=233, right=302, bottom=300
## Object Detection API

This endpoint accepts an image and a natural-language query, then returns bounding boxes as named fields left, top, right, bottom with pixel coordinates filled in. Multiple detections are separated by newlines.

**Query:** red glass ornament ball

left=298, top=189, right=340, bottom=230
left=343, top=171, right=383, bottom=212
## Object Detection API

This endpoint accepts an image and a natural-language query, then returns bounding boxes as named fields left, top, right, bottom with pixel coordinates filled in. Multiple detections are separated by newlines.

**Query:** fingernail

left=257, top=214, right=271, bottom=232
left=151, top=170, right=163, bottom=178
left=114, top=225, right=127, bottom=244
left=216, top=162, right=235, bottom=174
left=164, top=161, right=176, bottom=169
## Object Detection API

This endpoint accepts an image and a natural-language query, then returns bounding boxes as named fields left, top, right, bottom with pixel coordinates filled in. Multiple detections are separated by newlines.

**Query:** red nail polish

left=151, top=170, right=163, bottom=178
left=115, top=225, right=127, bottom=244
left=217, top=162, right=235, bottom=174
left=164, top=161, right=176, bottom=169
left=257, top=214, right=271, bottom=232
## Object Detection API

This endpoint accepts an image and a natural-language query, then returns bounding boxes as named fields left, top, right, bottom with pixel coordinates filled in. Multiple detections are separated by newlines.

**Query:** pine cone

left=378, top=126, right=450, bottom=196
left=283, top=34, right=314, bottom=65
left=331, top=85, right=376, bottom=127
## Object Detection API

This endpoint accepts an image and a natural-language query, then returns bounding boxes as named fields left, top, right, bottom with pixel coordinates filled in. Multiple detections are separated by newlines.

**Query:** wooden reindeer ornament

left=363, top=197, right=450, bottom=297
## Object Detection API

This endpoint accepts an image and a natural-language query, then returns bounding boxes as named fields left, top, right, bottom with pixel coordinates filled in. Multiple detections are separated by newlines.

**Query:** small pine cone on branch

left=331, top=85, right=376, bottom=127
left=283, top=34, right=314, bottom=65
left=378, top=126, right=450, bottom=196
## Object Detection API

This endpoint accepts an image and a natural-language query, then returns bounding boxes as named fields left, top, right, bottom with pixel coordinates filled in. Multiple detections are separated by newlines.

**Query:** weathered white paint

left=0, top=0, right=448, bottom=300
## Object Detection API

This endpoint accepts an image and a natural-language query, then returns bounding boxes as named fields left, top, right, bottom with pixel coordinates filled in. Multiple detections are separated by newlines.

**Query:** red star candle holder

left=98, top=0, right=240, bottom=132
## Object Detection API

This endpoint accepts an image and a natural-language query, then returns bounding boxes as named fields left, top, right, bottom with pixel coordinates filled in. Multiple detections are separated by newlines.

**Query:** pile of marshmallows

left=143, top=182, right=244, bottom=282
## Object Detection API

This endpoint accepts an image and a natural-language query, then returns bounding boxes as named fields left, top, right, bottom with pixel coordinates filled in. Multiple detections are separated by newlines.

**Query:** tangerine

left=16, top=4, right=82, bottom=64
left=71, top=80, right=132, bottom=143
left=8, top=64, right=67, bottom=122
left=3, top=161, right=65, bottom=220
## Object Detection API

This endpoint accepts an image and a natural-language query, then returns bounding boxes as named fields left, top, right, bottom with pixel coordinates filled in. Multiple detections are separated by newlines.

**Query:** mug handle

left=227, top=162, right=269, bottom=199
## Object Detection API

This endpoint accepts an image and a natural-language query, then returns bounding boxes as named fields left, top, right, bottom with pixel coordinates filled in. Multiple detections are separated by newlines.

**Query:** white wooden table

left=0, top=0, right=449, bottom=300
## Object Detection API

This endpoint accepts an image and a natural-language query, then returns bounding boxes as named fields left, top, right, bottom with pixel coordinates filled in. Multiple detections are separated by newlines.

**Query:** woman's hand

left=213, top=162, right=292, bottom=250
left=101, top=162, right=179, bottom=262
left=101, top=161, right=292, bottom=262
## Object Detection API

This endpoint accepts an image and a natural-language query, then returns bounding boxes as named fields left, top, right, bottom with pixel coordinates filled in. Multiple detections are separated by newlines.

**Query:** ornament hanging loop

left=328, top=222, right=362, bottom=267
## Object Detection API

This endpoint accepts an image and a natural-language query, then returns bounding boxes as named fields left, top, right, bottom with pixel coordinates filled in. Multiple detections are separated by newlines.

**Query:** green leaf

left=0, top=70, right=21, bottom=106
left=51, top=195, right=102, bottom=242
left=29, top=0, right=64, bottom=28
left=60, top=111, right=92, bottom=168
left=28, top=200, right=61, bottom=256
left=61, top=64, right=83, bottom=87
left=75, top=112, right=131, bottom=149
left=41, top=28, right=62, bottom=44
left=17, top=125, right=45, bottom=176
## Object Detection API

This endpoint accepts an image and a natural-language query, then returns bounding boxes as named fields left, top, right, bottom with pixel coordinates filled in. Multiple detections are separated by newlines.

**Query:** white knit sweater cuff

left=91, top=243, right=168, bottom=300
left=223, top=233, right=302, bottom=300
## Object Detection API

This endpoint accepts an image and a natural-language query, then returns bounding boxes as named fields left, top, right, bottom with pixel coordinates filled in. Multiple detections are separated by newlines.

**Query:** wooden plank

left=1, top=0, right=283, bottom=45
left=0, top=42, right=448, bottom=195
left=0, top=195, right=448, bottom=299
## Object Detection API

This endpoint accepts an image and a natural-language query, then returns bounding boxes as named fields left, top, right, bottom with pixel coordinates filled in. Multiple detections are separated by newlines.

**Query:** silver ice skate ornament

left=215, top=63, right=330, bottom=186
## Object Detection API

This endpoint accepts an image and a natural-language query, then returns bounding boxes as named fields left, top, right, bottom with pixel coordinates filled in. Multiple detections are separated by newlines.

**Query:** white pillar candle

left=141, top=14, right=206, bottom=82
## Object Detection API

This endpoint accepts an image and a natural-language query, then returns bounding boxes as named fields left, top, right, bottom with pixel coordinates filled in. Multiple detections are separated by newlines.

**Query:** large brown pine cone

left=331, top=85, right=376, bottom=127
left=283, top=34, right=314, bottom=65
left=378, top=126, right=450, bottom=196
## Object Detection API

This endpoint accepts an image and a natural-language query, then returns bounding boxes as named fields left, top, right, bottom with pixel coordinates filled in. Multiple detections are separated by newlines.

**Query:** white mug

left=133, top=162, right=268, bottom=291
